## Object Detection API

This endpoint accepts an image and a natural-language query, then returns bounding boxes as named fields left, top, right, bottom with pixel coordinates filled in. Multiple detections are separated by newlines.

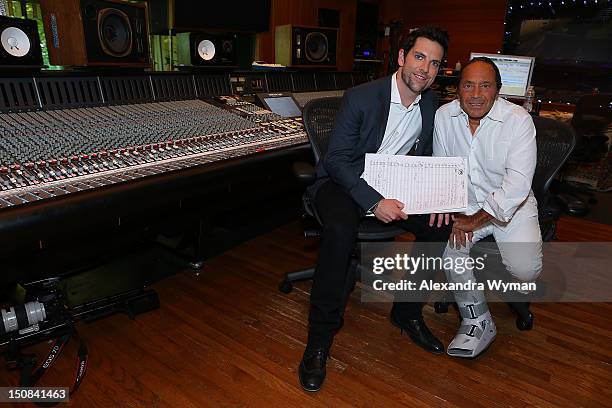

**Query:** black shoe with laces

left=298, top=346, right=330, bottom=392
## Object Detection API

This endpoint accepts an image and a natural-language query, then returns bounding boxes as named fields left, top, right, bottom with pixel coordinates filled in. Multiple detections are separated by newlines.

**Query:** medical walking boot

left=447, top=298, right=497, bottom=358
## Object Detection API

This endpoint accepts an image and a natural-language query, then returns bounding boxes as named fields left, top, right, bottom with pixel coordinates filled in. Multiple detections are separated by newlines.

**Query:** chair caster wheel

left=279, top=281, right=293, bottom=294
left=189, top=260, right=204, bottom=270
left=516, top=312, right=534, bottom=331
left=434, top=301, right=449, bottom=314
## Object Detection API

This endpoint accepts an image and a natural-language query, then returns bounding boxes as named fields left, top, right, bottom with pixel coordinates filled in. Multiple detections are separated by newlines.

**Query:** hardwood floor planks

left=1, top=215, right=610, bottom=407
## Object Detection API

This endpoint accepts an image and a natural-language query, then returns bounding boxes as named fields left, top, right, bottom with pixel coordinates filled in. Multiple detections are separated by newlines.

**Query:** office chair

left=279, top=97, right=406, bottom=294
left=434, top=116, right=576, bottom=330
left=571, top=93, right=611, bottom=161
left=553, top=93, right=612, bottom=215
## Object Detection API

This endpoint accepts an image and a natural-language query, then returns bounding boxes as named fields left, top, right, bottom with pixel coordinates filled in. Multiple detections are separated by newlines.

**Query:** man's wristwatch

left=369, top=200, right=381, bottom=213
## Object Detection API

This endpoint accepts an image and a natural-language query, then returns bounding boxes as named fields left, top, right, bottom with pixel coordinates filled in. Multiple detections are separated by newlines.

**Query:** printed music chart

left=363, top=154, right=468, bottom=214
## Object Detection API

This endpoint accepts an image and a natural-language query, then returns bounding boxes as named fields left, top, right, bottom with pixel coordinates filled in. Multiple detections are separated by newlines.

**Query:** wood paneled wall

left=256, top=0, right=507, bottom=73
left=380, top=0, right=507, bottom=68
left=256, top=0, right=357, bottom=71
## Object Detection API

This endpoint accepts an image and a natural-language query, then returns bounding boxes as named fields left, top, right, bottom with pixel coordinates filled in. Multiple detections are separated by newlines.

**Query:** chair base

left=279, top=258, right=362, bottom=294
left=507, top=301, right=534, bottom=331
left=279, top=267, right=315, bottom=293
left=434, top=301, right=450, bottom=314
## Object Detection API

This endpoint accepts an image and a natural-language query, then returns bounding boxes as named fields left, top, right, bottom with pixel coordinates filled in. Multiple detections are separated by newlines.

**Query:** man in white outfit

left=431, top=57, right=542, bottom=357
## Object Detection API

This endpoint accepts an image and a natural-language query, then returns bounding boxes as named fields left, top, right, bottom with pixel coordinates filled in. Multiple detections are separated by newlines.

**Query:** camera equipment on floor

left=1, top=278, right=159, bottom=398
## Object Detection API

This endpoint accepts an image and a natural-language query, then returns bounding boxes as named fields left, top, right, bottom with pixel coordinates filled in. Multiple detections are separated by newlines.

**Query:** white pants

left=444, top=195, right=543, bottom=287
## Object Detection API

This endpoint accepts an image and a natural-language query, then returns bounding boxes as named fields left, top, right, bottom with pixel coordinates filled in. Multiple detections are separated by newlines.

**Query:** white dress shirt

left=433, top=98, right=537, bottom=222
left=377, top=71, right=422, bottom=155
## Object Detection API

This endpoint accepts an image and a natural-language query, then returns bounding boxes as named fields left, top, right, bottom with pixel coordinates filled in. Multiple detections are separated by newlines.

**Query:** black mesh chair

left=552, top=93, right=612, bottom=215
left=279, top=97, right=406, bottom=294
left=532, top=116, right=579, bottom=238
left=435, top=116, right=576, bottom=329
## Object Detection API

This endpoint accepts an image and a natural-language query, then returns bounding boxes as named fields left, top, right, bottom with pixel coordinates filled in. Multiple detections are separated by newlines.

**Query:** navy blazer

left=309, top=74, right=439, bottom=213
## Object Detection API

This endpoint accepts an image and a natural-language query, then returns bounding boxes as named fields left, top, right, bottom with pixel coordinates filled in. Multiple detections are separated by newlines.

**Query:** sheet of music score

left=363, top=154, right=468, bottom=214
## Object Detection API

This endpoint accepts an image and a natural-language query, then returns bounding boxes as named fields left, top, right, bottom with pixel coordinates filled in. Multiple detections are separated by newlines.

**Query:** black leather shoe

left=298, top=347, right=329, bottom=392
left=390, top=312, right=444, bottom=354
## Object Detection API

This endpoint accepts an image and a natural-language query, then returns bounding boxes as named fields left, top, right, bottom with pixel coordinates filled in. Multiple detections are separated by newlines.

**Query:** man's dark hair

left=400, top=26, right=449, bottom=61
left=459, top=57, right=503, bottom=91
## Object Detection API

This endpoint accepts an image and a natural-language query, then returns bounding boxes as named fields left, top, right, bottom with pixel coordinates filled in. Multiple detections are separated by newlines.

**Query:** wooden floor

left=2, top=216, right=611, bottom=407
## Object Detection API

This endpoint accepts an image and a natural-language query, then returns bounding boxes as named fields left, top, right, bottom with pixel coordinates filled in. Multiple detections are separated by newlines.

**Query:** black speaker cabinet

left=41, top=0, right=150, bottom=67
left=0, top=16, right=43, bottom=69
left=354, top=1, right=379, bottom=59
left=275, top=25, right=337, bottom=68
left=176, top=32, right=237, bottom=67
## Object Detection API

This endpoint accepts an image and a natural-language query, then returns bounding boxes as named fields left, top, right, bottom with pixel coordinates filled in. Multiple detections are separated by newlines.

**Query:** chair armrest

left=293, top=161, right=316, bottom=185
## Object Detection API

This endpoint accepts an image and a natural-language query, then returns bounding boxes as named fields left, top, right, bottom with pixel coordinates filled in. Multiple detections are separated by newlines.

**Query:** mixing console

left=213, top=95, right=283, bottom=123
left=0, top=99, right=307, bottom=210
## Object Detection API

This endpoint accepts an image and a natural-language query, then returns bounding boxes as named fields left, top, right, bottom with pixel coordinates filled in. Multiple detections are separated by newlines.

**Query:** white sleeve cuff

left=483, top=193, right=511, bottom=223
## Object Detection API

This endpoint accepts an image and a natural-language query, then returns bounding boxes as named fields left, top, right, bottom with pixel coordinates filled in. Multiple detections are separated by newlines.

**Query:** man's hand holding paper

left=372, top=199, right=409, bottom=223
left=362, top=154, right=468, bottom=216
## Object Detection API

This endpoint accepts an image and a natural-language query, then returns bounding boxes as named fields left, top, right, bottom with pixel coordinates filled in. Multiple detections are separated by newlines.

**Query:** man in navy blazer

left=299, top=26, right=452, bottom=392
left=308, top=77, right=438, bottom=212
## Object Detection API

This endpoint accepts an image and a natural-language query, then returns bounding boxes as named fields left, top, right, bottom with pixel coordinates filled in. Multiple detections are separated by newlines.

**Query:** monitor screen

left=263, top=97, right=302, bottom=118
left=469, top=53, right=535, bottom=98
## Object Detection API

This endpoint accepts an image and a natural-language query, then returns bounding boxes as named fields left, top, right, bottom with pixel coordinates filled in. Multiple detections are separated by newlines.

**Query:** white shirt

left=377, top=70, right=422, bottom=155
left=433, top=98, right=537, bottom=222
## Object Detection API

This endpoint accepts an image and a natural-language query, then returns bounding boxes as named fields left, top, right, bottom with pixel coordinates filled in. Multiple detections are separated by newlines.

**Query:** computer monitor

left=257, top=92, right=302, bottom=117
left=469, top=53, right=535, bottom=98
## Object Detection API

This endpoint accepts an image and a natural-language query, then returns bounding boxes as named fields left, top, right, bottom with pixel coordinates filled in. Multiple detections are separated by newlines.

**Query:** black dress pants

left=308, top=180, right=451, bottom=345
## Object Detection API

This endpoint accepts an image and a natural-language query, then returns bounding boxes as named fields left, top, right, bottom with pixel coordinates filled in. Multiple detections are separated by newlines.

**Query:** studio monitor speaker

left=40, top=0, right=150, bottom=67
left=275, top=25, right=337, bottom=68
left=176, top=32, right=237, bottom=67
left=0, top=16, right=43, bottom=69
